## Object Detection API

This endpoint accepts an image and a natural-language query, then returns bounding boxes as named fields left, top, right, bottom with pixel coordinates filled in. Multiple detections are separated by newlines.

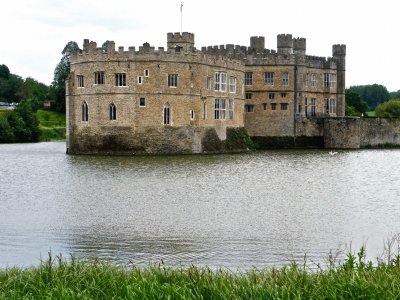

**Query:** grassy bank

left=1, top=248, right=400, bottom=299
left=36, top=110, right=66, bottom=141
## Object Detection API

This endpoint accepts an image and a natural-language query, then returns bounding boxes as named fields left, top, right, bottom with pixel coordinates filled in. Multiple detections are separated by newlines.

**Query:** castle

left=66, top=32, right=346, bottom=154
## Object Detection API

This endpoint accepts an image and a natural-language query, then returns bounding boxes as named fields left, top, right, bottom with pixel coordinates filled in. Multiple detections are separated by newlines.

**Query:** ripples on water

left=1, top=142, right=400, bottom=269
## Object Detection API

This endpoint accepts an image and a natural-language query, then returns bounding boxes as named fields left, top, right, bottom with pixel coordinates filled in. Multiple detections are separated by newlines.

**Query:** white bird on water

left=329, top=151, right=338, bottom=156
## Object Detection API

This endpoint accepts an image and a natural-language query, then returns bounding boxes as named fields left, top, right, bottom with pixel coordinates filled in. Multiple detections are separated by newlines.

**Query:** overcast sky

left=1, top=0, right=399, bottom=91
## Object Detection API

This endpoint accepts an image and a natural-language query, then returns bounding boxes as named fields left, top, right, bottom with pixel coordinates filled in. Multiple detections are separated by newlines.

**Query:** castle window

left=214, top=98, right=226, bottom=119
left=137, top=76, right=143, bottom=85
left=139, top=97, right=146, bottom=107
left=305, top=73, right=309, bottom=87
left=263, top=103, right=267, bottom=110
left=77, top=75, right=84, bottom=88
left=207, top=77, right=212, bottom=90
left=215, top=72, right=227, bottom=92
left=305, top=98, right=308, bottom=116
left=271, top=103, right=277, bottom=110
left=245, top=72, right=253, bottom=85
left=297, top=102, right=302, bottom=114
left=203, top=102, right=207, bottom=120
left=281, top=93, right=287, bottom=98
left=115, top=73, right=126, bottom=86
left=168, top=74, right=178, bottom=87
left=245, top=93, right=252, bottom=100
left=81, top=101, right=88, bottom=122
left=190, top=110, right=195, bottom=120
left=283, top=72, right=289, bottom=86
left=281, top=103, right=288, bottom=110
left=245, top=104, right=254, bottom=113
left=324, top=98, right=337, bottom=114
left=324, top=73, right=336, bottom=88
left=163, top=104, right=171, bottom=125
left=144, top=69, right=149, bottom=77
left=264, top=72, right=274, bottom=85
left=229, top=99, right=234, bottom=119
left=269, top=93, right=275, bottom=100
left=311, top=98, right=316, bottom=116
left=229, top=77, right=236, bottom=93
left=311, top=73, right=317, bottom=87
left=94, top=72, right=104, bottom=85
left=109, top=103, right=117, bottom=120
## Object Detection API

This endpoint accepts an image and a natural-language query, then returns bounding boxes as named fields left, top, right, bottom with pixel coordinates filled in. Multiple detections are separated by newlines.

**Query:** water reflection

left=1, top=142, right=400, bottom=269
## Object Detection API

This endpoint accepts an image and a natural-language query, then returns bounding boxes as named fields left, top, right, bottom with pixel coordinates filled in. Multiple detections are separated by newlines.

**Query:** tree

left=375, top=99, right=400, bottom=119
left=52, top=41, right=81, bottom=113
left=390, top=90, right=400, bottom=99
left=345, top=89, right=368, bottom=116
left=349, top=84, right=390, bottom=110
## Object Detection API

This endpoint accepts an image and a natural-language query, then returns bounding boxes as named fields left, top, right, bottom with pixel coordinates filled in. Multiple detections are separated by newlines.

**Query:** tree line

left=0, top=41, right=80, bottom=143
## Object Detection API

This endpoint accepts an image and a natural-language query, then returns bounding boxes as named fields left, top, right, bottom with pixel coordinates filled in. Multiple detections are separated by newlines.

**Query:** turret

left=167, top=32, right=195, bottom=52
left=277, top=34, right=292, bottom=54
left=332, top=44, right=346, bottom=116
left=250, top=36, right=265, bottom=51
left=293, top=37, right=306, bottom=55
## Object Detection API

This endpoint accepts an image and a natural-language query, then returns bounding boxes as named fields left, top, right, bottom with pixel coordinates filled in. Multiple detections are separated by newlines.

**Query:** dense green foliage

left=348, top=84, right=390, bottom=110
left=0, top=100, right=40, bottom=143
left=52, top=41, right=81, bottom=113
left=1, top=248, right=400, bottom=299
left=375, top=99, right=400, bottom=118
left=36, top=110, right=66, bottom=141
left=345, top=89, right=368, bottom=116
left=390, top=90, right=400, bottom=100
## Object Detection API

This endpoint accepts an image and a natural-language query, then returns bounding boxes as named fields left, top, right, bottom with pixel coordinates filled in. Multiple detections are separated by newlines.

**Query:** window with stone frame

left=229, top=99, right=234, bottom=119
left=271, top=103, right=277, bottom=110
left=168, top=74, right=178, bottom=87
left=215, top=72, right=227, bottom=92
left=281, top=103, right=288, bottom=110
left=229, top=76, right=236, bottom=93
left=311, top=98, right=316, bottom=116
left=214, top=98, right=226, bottom=119
left=163, top=104, right=171, bottom=125
left=269, top=93, right=275, bottom=100
left=109, top=103, right=117, bottom=120
left=77, top=75, right=84, bottom=87
left=207, top=77, right=212, bottom=90
left=245, top=72, right=253, bottom=85
left=139, top=97, right=146, bottom=107
left=311, top=73, right=317, bottom=87
left=245, top=93, right=252, bottom=100
left=115, top=73, right=126, bottom=86
left=94, top=72, right=104, bottom=85
left=81, top=101, right=88, bottom=122
left=137, top=76, right=143, bottom=85
left=264, top=72, right=274, bottom=85
left=245, top=104, right=254, bottom=112
left=282, top=72, right=289, bottom=86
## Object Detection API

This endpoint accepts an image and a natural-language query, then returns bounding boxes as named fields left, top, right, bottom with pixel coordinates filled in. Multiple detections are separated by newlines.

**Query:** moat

left=1, top=142, right=400, bottom=269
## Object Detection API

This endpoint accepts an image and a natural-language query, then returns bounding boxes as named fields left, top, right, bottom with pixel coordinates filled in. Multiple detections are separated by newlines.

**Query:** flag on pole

left=180, top=3, right=183, bottom=12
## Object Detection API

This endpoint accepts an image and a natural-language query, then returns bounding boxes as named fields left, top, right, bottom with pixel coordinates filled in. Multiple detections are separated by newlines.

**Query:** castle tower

left=167, top=32, right=195, bottom=52
left=277, top=34, right=293, bottom=54
left=250, top=36, right=265, bottom=51
left=333, top=44, right=346, bottom=116
left=293, top=38, right=306, bottom=55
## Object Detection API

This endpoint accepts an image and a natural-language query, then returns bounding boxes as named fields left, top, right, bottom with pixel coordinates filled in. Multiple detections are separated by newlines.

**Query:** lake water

left=1, top=142, right=400, bottom=270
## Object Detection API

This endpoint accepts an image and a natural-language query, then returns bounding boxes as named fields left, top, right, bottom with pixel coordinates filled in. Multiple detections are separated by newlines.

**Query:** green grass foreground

left=36, top=109, right=66, bottom=141
left=1, top=248, right=400, bottom=299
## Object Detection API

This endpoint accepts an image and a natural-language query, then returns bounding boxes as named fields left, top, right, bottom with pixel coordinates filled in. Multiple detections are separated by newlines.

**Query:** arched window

left=81, top=101, right=88, bottom=122
left=109, top=103, right=117, bottom=120
left=163, top=103, right=170, bottom=125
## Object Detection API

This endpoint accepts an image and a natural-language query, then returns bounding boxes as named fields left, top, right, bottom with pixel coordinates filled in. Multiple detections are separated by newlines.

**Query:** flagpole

left=180, top=3, right=183, bottom=34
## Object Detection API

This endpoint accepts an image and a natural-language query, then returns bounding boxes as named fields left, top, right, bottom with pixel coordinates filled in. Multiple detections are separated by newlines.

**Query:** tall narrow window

left=330, top=74, right=336, bottom=88
left=311, top=74, right=317, bottom=87
left=109, top=103, right=117, bottom=120
left=115, top=73, right=126, bottom=86
left=229, top=76, right=236, bottom=93
left=139, top=97, right=146, bottom=107
left=190, top=110, right=195, bottom=120
left=324, top=98, right=329, bottom=114
left=207, top=77, right=212, bottom=90
left=94, top=72, right=104, bottom=84
left=215, top=72, right=227, bottom=91
left=330, top=98, right=336, bottom=114
left=214, top=98, right=226, bottom=119
left=305, top=98, right=308, bottom=116
left=229, top=99, right=234, bottom=119
left=264, top=72, right=274, bottom=85
left=305, top=73, right=309, bottom=87
left=245, top=72, right=253, bottom=85
left=283, top=72, right=289, bottom=86
left=163, top=104, right=171, bottom=125
left=324, top=73, right=330, bottom=88
left=137, top=76, right=143, bottom=84
left=144, top=69, right=149, bottom=77
left=311, top=98, right=316, bottom=116
left=168, top=74, right=178, bottom=87
left=203, top=102, right=207, bottom=120
left=81, top=101, right=88, bottom=122
left=77, top=75, right=84, bottom=87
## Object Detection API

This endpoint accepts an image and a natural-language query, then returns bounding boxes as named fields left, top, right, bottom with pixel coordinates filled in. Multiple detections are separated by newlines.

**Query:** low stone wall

left=360, top=118, right=400, bottom=147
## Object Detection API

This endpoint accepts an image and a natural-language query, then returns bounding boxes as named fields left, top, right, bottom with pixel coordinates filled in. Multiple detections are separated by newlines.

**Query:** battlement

left=167, top=32, right=195, bottom=51
left=293, top=37, right=306, bottom=55
left=332, top=44, right=346, bottom=56
left=277, top=34, right=293, bottom=54
left=250, top=36, right=265, bottom=51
